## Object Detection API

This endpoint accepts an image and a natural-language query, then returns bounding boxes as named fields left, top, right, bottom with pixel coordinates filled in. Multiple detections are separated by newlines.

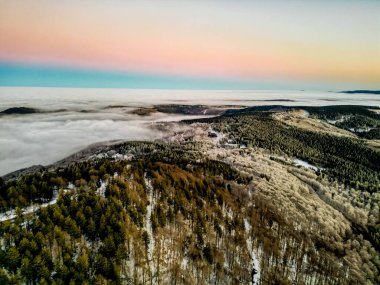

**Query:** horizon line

left=1, top=61, right=378, bottom=91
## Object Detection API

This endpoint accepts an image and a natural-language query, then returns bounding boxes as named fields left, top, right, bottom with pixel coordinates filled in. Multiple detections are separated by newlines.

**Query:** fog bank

left=1, top=87, right=379, bottom=175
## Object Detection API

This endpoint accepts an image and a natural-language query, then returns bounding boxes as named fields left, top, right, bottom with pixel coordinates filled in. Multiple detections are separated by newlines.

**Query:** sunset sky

left=0, top=0, right=379, bottom=90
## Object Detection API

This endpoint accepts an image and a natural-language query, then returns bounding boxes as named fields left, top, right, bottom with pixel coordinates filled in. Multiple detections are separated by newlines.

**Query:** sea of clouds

left=1, top=87, right=379, bottom=176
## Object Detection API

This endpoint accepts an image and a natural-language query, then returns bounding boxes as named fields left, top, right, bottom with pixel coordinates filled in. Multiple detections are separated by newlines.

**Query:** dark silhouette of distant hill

left=0, top=107, right=37, bottom=114
left=340, top=90, right=380, bottom=95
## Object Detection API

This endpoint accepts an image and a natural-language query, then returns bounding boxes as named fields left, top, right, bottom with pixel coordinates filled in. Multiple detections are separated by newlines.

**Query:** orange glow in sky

left=0, top=0, right=379, bottom=88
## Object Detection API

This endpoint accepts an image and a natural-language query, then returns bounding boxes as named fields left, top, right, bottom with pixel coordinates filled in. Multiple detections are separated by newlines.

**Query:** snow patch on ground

left=0, top=189, right=67, bottom=222
left=252, top=250, right=261, bottom=285
left=90, top=152, right=134, bottom=161
left=97, top=180, right=107, bottom=197
left=244, top=218, right=261, bottom=285
left=181, top=257, right=189, bottom=270
left=349, top=127, right=373, bottom=133
left=327, top=116, right=348, bottom=125
left=144, top=174, right=156, bottom=275
left=293, top=159, right=321, bottom=172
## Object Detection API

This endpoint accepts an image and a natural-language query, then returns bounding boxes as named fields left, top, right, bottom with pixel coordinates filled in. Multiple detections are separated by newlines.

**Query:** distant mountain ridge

left=0, top=107, right=38, bottom=114
left=340, top=90, right=380, bottom=95
left=0, top=106, right=68, bottom=115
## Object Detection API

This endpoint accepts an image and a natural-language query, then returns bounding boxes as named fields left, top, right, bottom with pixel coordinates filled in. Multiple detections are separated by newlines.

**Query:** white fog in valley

left=0, top=87, right=379, bottom=176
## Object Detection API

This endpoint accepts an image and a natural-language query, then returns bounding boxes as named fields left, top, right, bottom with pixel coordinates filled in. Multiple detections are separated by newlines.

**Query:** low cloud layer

left=0, top=113, right=162, bottom=176
left=2, top=87, right=380, bottom=176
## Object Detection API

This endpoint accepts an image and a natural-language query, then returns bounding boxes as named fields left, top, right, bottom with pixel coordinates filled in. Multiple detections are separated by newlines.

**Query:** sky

left=0, top=0, right=379, bottom=90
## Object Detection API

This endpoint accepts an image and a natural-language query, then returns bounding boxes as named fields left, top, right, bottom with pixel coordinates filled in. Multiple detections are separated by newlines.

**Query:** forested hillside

left=1, top=106, right=380, bottom=284
left=222, top=105, right=380, bottom=140
left=193, top=110, right=380, bottom=192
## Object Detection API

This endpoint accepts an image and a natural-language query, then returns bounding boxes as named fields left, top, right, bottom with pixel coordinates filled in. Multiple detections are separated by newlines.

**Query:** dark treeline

left=303, top=106, right=380, bottom=140
left=302, top=105, right=380, bottom=120
left=222, top=105, right=380, bottom=120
